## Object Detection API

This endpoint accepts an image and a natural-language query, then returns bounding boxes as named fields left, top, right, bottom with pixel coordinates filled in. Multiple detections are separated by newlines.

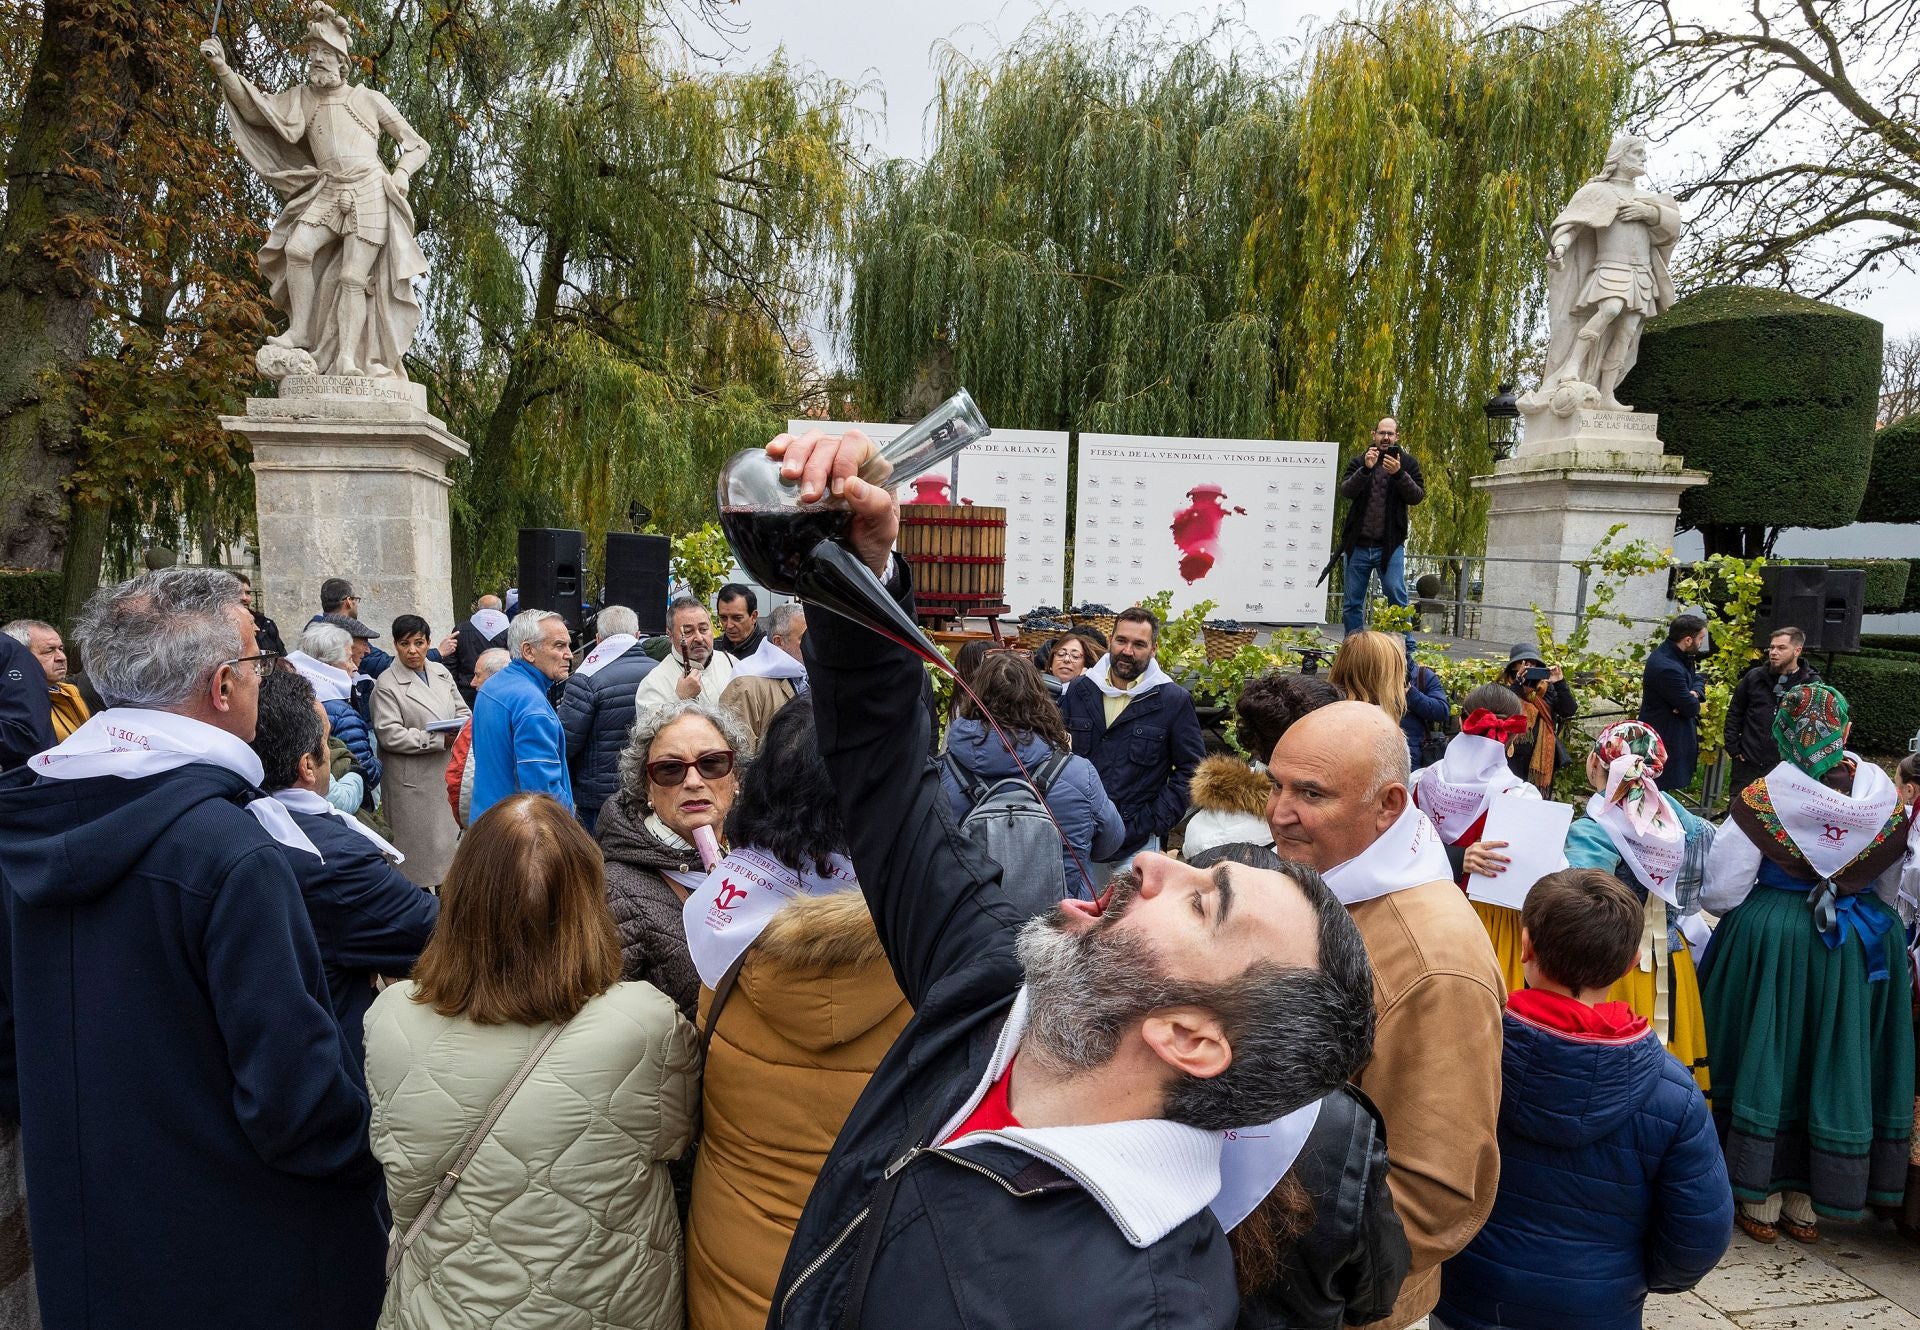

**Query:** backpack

left=941, top=747, right=1076, bottom=917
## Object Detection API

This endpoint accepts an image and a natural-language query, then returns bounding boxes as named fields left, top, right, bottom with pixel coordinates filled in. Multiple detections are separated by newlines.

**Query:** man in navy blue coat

left=1639, top=614, right=1707, bottom=793
left=0, top=568, right=384, bottom=1329
left=0, top=630, right=54, bottom=771
left=1060, top=607, right=1206, bottom=867
left=251, top=669, right=439, bottom=1078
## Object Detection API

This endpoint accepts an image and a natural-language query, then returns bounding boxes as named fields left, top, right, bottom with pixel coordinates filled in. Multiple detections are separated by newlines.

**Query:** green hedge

left=1862, top=634, right=1920, bottom=656
left=1782, top=558, right=1910, bottom=612
left=0, top=572, right=61, bottom=629
left=1860, top=415, right=1920, bottom=524
left=1619, top=285, right=1883, bottom=531
left=1825, top=654, right=1920, bottom=752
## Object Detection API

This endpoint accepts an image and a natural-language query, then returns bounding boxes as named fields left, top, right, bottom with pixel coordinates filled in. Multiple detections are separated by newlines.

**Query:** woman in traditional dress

left=1897, top=752, right=1920, bottom=1243
left=1563, top=720, right=1714, bottom=1090
left=1699, top=683, right=1913, bottom=1244
left=1412, top=683, right=1538, bottom=991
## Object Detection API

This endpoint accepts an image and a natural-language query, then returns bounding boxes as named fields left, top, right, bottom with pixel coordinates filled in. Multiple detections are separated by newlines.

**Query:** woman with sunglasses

left=596, top=700, right=753, bottom=1022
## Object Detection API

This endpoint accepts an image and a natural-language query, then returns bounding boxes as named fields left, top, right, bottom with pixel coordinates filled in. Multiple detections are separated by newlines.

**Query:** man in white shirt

left=634, top=597, right=732, bottom=713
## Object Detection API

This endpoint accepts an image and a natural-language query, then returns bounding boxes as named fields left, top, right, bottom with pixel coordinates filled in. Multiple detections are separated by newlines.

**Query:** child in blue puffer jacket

left=1435, top=868, right=1732, bottom=1330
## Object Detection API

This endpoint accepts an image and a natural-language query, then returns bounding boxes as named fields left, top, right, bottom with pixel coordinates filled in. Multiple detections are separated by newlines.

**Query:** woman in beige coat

left=371, top=614, right=469, bottom=886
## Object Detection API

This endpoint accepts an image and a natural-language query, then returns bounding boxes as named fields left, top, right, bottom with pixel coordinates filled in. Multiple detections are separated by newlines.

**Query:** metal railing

left=1352, top=551, right=1679, bottom=641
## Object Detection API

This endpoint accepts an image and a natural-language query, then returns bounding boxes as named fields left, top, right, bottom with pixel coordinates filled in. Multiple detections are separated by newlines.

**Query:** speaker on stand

left=1754, top=563, right=1864, bottom=661
left=516, top=528, right=586, bottom=635
left=604, top=533, right=672, bottom=635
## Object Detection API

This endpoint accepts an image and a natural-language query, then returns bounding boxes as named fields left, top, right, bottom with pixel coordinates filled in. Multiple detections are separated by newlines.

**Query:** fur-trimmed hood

left=735, top=889, right=907, bottom=1051
left=1188, top=754, right=1270, bottom=817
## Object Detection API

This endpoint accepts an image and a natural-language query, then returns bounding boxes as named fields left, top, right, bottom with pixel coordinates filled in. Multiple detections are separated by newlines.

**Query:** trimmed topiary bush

left=1826, top=654, right=1920, bottom=753
left=0, top=571, right=62, bottom=629
left=1619, top=285, right=1883, bottom=535
left=1783, top=559, right=1910, bottom=612
left=1860, top=415, right=1920, bottom=524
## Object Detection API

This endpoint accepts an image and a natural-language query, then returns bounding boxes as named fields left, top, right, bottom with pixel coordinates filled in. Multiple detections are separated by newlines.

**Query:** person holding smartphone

left=1500, top=644, right=1577, bottom=797
left=1334, top=417, right=1426, bottom=637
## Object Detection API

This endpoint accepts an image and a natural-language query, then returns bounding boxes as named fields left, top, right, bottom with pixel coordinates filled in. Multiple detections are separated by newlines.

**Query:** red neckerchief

left=943, top=1062, right=1022, bottom=1144
left=1507, top=987, right=1649, bottom=1044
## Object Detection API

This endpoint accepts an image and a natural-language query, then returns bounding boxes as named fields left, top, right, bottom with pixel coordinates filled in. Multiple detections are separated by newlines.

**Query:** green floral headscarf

left=1773, top=682, right=1850, bottom=779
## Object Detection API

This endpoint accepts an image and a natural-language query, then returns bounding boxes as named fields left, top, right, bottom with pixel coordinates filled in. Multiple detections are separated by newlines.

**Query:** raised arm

left=198, top=40, right=272, bottom=128
left=779, top=429, right=1026, bottom=1007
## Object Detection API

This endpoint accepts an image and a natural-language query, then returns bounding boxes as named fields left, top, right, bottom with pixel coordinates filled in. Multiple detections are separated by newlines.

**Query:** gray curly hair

left=616, top=699, right=755, bottom=802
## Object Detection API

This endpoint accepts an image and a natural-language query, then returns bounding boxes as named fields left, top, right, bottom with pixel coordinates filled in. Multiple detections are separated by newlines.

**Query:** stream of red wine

left=721, top=505, right=1100, bottom=899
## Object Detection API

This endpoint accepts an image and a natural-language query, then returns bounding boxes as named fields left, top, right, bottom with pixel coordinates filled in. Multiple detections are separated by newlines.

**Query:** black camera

left=1521, top=665, right=1552, bottom=684
left=1382, top=444, right=1402, bottom=459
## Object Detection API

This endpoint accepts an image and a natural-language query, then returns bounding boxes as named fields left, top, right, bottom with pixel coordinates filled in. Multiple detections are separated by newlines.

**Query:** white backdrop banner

left=787, top=419, right=1070, bottom=610
left=1074, top=434, right=1338, bottom=623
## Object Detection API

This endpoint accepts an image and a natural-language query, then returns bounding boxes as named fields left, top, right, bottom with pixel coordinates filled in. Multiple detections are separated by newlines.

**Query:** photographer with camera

left=1335, top=418, right=1425, bottom=637
left=1499, top=645, right=1577, bottom=797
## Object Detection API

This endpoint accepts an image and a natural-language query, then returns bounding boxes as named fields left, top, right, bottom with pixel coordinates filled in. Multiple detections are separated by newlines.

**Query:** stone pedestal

left=221, top=375, right=469, bottom=647
left=1472, top=409, right=1707, bottom=656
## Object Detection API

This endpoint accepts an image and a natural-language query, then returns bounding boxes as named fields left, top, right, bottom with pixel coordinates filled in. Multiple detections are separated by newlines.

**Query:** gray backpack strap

left=1032, top=748, right=1073, bottom=796
left=385, top=1018, right=570, bottom=1280
left=942, top=750, right=990, bottom=806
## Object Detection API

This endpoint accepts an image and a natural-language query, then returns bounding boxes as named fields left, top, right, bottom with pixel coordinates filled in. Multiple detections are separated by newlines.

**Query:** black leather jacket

left=1237, top=1086, right=1410, bottom=1330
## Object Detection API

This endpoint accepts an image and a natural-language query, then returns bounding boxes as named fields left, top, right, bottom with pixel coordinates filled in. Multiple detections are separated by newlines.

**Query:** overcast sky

left=718, top=0, right=1917, bottom=338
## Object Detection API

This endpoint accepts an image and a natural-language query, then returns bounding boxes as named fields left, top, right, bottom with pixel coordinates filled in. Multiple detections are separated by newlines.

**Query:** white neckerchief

left=469, top=607, right=509, bottom=639
left=1588, top=791, right=1685, bottom=906
left=1766, top=756, right=1898, bottom=880
left=575, top=633, right=638, bottom=679
left=1210, top=1098, right=1323, bottom=1232
left=287, top=651, right=352, bottom=703
left=682, top=845, right=859, bottom=986
left=731, top=636, right=806, bottom=682
left=647, top=813, right=709, bottom=892
left=1413, top=734, right=1529, bottom=843
left=30, top=709, right=321, bottom=859
left=271, top=786, right=406, bottom=863
left=1084, top=654, right=1173, bottom=700
left=1322, top=802, right=1455, bottom=907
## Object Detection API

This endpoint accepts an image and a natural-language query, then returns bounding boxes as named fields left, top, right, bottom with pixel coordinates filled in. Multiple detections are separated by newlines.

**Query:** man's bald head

left=1373, top=417, right=1400, bottom=441
left=475, top=594, right=502, bottom=611
left=1264, top=701, right=1411, bottom=874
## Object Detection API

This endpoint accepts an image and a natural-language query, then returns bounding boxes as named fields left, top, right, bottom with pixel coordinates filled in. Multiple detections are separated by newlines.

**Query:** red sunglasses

left=645, top=750, right=736, bottom=787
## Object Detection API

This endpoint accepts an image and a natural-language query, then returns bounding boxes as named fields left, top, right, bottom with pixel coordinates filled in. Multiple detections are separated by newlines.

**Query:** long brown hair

left=410, top=793, right=622, bottom=1025
left=1329, top=631, right=1407, bottom=723
left=956, top=650, right=1072, bottom=749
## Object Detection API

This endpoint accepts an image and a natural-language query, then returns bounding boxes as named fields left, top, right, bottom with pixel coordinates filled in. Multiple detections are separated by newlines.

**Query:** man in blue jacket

left=557, top=603, right=656, bottom=831
left=471, top=607, right=574, bottom=821
left=0, top=567, right=384, bottom=1329
left=1060, top=607, right=1206, bottom=869
left=0, top=629, right=54, bottom=771
left=1639, top=614, right=1707, bottom=792
left=251, top=669, right=439, bottom=1078
left=766, top=426, right=1378, bottom=1330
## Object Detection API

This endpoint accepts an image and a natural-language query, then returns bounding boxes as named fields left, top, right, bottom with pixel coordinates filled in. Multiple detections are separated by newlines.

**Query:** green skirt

left=1699, top=885, right=1914, bottom=1219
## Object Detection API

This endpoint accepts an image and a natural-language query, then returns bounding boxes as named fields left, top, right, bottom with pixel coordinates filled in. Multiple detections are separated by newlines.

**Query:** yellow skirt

left=1473, top=900, right=1527, bottom=994
left=1474, top=897, right=1710, bottom=1092
left=1610, top=949, right=1710, bottom=1092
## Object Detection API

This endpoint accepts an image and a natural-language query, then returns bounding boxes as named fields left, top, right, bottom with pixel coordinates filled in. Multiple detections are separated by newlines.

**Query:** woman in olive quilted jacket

left=365, top=793, right=699, bottom=1330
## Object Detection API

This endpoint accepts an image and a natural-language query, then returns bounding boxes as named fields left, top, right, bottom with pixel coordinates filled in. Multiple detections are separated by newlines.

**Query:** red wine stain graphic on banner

left=1169, top=484, right=1248, bottom=584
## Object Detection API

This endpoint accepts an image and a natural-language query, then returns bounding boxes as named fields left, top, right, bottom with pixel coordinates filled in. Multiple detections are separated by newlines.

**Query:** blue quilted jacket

left=322, top=697, right=381, bottom=790
left=1435, top=994, right=1731, bottom=1330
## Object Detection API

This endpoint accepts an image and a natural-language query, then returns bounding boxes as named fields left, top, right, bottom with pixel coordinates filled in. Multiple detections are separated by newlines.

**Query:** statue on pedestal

left=1523, top=133, right=1681, bottom=417
left=200, top=4, right=429, bottom=382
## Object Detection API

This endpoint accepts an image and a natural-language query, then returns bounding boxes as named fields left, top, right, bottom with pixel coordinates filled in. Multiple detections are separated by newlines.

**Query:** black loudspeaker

left=1755, top=564, right=1864, bottom=654
left=604, top=533, right=671, bottom=635
left=517, top=528, right=585, bottom=633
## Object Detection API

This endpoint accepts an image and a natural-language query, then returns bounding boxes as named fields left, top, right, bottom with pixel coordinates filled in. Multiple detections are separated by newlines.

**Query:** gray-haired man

left=0, top=567, right=384, bottom=1326
left=557, top=605, right=658, bottom=831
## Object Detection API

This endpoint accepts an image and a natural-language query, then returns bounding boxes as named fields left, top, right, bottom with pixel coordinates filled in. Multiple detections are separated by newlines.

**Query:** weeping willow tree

left=372, top=0, right=860, bottom=599
left=846, top=2, right=1635, bottom=557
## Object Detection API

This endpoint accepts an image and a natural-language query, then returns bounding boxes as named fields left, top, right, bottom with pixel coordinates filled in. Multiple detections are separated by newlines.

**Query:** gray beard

left=1014, top=877, right=1169, bottom=1072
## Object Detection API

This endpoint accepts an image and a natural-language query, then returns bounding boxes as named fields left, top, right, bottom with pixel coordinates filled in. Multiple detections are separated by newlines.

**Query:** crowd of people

left=0, top=426, right=1909, bottom=1330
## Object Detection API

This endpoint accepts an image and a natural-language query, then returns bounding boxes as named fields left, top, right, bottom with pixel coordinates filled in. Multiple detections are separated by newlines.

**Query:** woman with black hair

left=370, top=612, right=468, bottom=886
left=681, top=696, right=912, bottom=1330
